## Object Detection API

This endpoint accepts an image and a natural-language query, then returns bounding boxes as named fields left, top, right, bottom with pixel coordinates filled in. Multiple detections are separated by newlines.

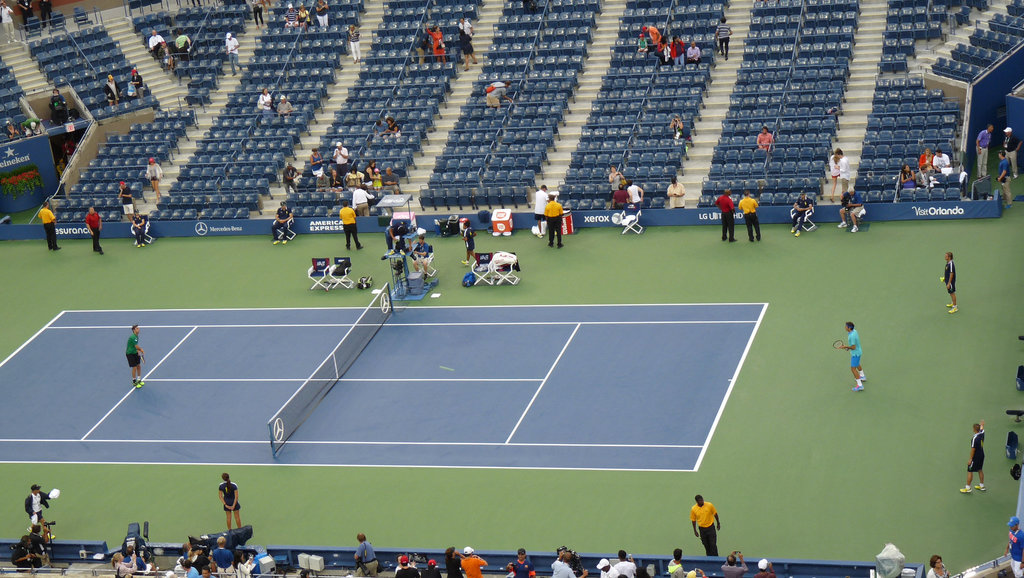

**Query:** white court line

left=143, top=377, right=544, bottom=383
left=0, top=438, right=700, bottom=449
left=49, top=324, right=358, bottom=329
left=0, top=311, right=65, bottom=370
left=60, top=302, right=769, bottom=313
left=47, top=320, right=757, bottom=330
left=505, top=323, right=582, bottom=444
left=0, top=459, right=696, bottom=472
left=79, top=326, right=199, bottom=441
left=693, top=302, right=769, bottom=471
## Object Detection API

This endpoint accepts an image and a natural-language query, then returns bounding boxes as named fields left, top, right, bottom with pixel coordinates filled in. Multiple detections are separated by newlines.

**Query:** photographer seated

left=12, top=535, right=41, bottom=569
left=410, top=234, right=434, bottom=275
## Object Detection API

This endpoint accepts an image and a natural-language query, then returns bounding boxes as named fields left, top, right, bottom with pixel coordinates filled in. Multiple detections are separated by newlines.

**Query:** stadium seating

left=28, top=27, right=157, bottom=120
left=702, top=0, right=855, bottom=199
left=0, top=56, right=25, bottom=122
left=933, top=6, right=1024, bottom=81
left=557, top=0, right=716, bottom=209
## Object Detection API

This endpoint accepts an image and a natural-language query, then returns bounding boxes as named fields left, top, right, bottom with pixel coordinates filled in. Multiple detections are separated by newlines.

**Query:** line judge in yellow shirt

left=737, top=190, right=760, bottom=242
left=339, top=200, right=362, bottom=250
left=39, top=200, right=60, bottom=251
left=544, top=193, right=564, bottom=248
left=690, top=494, right=721, bottom=556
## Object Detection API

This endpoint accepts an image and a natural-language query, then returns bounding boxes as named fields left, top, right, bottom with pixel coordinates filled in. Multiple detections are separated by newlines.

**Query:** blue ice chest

left=407, top=271, right=424, bottom=295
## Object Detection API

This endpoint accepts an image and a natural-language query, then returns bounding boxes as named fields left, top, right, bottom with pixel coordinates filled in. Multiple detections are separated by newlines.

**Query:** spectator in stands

left=296, top=4, right=311, bottom=29
left=370, top=168, right=383, bottom=191
left=146, top=157, right=163, bottom=201
left=61, top=135, right=75, bottom=161
left=997, top=150, right=1012, bottom=208
left=656, top=39, right=671, bottom=65
left=753, top=561, right=773, bottom=578
left=926, top=556, right=948, bottom=578
left=37, top=0, right=48, bottom=27
left=182, top=559, right=198, bottom=578
left=421, top=560, right=442, bottom=578
left=272, top=201, right=292, bottom=244
left=22, top=118, right=42, bottom=136
left=461, top=548, right=487, bottom=578
left=310, top=148, right=325, bottom=183
left=382, top=116, right=401, bottom=138
left=1007, top=518, right=1024, bottom=578
left=613, top=552, right=636, bottom=578
left=739, top=190, right=760, bottom=241
left=671, top=36, right=684, bottom=65
left=5, top=119, right=18, bottom=140
left=0, top=3, right=14, bottom=43
left=637, top=32, right=648, bottom=53
left=838, top=190, right=863, bottom=232
left=722, top=553, right=747, bottom=578
left=459, top=18, right=478, bottom=71
left=382, top=167, right=400, bottom=193
left=828, top=150, right=841, bottom=202
left=113, top=553, right=134, bottom=578
left=976, top=124, right=993, bottom=177
left=351, top=184, right=374, bottom=216
left=148, top=30, right=166, bottom=60
left=175, top=29, right=191, bottom=60
left=667, top=176, right=685, bottom=208
left=918, top=147, right=935, bottom=179
left=552, top=550, right=583, bottom=578
left=233, top=552, right=255, bottom=578
left=714, top=17, right=731, bottom=60
left=596, top=559, right=618, bottom=578
left=332, top=141, right=350, bottom=175
left=125, top=545, right=151, bottom=573
left=1005, top=127, right=1020, bottom=179
left=258, top=88, right=273, bottom=118
left=284, top=3, right=298, bottom=28
left=353, top=534, right=377, bottom=576
left=251, top=0, right=266, bottom=28
left=486, top=81, right=512, bottom=108
left=225, top=33, right=240, bottom=76
left=315, top=0, right=328, bottom=27
left=627, top=179, right=644, bottom=205
left=685, top=40, right=701, bottom=64
left=16, top=0, right=30, bottom=26
left=445, top=548, right=464, bottom=578
left=836, top=148, right=850, bottom=195
left=49, top=88, right=67, bottom=124
left=790, top=192, right=812, bottom=236
left=670, top=116, right=690, bottom=144
left=396, top=556, right=419, bottom=578
left=899, top=163, right=917, bottom=190
left=38, top=200, right=58, bottom=251
left=277, top=94, right=294, bottom=116
left=103, top=74, right=120, bottom=106
left=130, top=69, right=144, bottom=97
left=667, top=551, right=683, bottom=578
left=645, top=24, right=661, bottom=46
left=430, top=25, right=446, bottom=63
left=418, top=24, right=432, bottom=64
left=283, top=162, right=298, bottom=194
left=933, top=147, right=950, bottom=172
left=346, top=166, right=366, bottom=190
left=522, top=0, right=536, bottom=12
left=608, top=165, right=624, bottom=190
left=545, top=193, right=564, bottom=248
left=507, top=548, right=535, bottom=578
left=611, top=185, right=630, bottom=210
left=329, top=167, right=344, bottom=191
left=211, top=537, right=233, bottom=575
left=349, top=24, right=362, bottom=63
left=756, top=126, right=773, bottom=151
left=363, top=159, right=378, bottom=178
left=118, top=181, right=135, bottom=215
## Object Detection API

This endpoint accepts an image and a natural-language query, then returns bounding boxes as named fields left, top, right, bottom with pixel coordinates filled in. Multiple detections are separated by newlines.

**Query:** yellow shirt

left=737, top=197, right=758, bottom=214
left=544, top=200, right=563, bottom=218
left=690, top=501, right=717, bottom=528
left=339, top=206, right=356, bottom=225
left=39, top=207, right=55, bottom=224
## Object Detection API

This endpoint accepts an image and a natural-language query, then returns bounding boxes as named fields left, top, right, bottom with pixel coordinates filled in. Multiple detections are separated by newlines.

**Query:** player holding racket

left=126, top=324, right=145, bottom=389
left=838, top=322, right=866, bottom=391
left=944, top=252, right=957, bottom=314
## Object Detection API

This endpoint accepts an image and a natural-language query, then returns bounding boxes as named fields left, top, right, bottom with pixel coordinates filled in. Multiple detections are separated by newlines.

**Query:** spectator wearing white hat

left=753, top=560, right=773, bottom=578
left=333, top=141, right=350, bottom=175
left=461, top=548, right=487, bottom=578
left=285, top=4, right=298, bottom=28
left=225, top=32, right=240, bottom=75
left=1005, top=127, right=1021, bottom=179
left=596, top=559, right=619, bottom=578
left=277, top=94, right=294, bottom=116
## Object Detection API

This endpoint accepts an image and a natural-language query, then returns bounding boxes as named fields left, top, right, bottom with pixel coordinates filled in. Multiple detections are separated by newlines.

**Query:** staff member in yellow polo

left=690, top=494, right=720, bottom=556
left=339, top=199, right=362, bottom=250
left=738, top=190, right=760, bottom=242
left=544, top=193, right=563, bottom=248
left=39, top=200, right=60, bottom=251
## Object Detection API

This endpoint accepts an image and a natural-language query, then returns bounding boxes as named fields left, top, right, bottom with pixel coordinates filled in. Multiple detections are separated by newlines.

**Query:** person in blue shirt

left=183, top=559, right=199, bottom=578
left=411, top=234, right=433, bottom=275
left=460, top=218, right=476, bottom=265
left=997, top=151, right=1012, bottom=209
left=840, top=321, right=866, bottom=391
left=1006, top=516, right=1024, bottom=576
left=838, top=190, right=864, bottom=232
left=354, top=533, right=379, bottom=576
left=790, top=193, right=812, bottom=237
left=962, top=420, right=986, bottom=493
left=507, top=549, right=535, bottom=578
left=272, top=202, right=292, bottom=244
left=211, top=537, right=233, bottom=572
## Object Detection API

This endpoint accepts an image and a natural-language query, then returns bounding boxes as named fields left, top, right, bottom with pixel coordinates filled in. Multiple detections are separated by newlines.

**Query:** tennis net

left=268, top=283, right=393, bottom=456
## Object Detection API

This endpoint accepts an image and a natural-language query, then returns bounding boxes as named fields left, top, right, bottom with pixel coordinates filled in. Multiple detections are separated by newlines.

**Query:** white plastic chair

left=308, top=257, right=332, bottom=291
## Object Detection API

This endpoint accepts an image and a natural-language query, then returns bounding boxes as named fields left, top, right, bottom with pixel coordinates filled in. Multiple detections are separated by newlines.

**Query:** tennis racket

left=832, top=339, right=845, bottom=350
left=140, top=353, right=145, bottom=364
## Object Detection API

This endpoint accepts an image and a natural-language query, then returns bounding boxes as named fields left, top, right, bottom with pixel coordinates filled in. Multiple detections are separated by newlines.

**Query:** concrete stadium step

left=677, top=0, right=754, bottom=204
left=0, top=42, right=50, bottom=94
left=104, top=19, right=189, bottom=110
left=913, top=0, right=1014, bottom=70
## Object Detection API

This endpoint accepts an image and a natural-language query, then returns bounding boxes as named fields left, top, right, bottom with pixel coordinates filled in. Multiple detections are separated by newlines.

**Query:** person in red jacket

left=85, top=206, right=103, bottom=254
left=715, top=189, right=736, bottom=242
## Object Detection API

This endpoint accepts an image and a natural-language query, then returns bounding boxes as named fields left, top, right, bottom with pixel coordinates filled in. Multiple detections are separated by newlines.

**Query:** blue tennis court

left=0, top=301, right=766, bottom=471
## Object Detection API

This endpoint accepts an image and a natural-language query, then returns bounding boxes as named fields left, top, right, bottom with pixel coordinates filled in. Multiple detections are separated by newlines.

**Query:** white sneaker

left=850, top=225, right=858, bottom=233
left=837, top=222, right=847, bottom=228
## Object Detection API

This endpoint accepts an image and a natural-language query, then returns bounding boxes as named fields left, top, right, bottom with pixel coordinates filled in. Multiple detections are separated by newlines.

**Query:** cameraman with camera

left=553, top=549, right=587, bottom=578
left=12, top=535, right=41, bottom=569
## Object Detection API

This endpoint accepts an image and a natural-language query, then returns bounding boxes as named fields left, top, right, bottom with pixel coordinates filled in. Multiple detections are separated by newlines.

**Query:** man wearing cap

left=508, top=549, right=535, bottom=578
left=461, top=548, right=487, bottom=578
left=422, top=560, right=442, bottom=578
left=272, top=201, right=292, bottom=244
left=1006, top=127, right=1021, bottom=179
left=278, top=94, right=294, bottom=117
left=39, top=200, right=59, bottom=251
left=721, top=552, right=747, bottom=578
left=754, top=560, right=774, bottom=578
left=690, top=494, right=720, bottom=557
left=553, top=550, right=586, bottom=578
left=597, top=559, right=619, bottom=578
left=1007, top=517, right=1024, bottom=578
left=225, top=32, right=240, bottom=75
left=977, top=124, right=994, bottom=177
left=118, top=181, right=135, bottom=215
left=332, top=142, right=350, bottom=175
left=396, top=556, right=419, bottom=578
left=354, top=533, right=378, bottom=577
left=130, top=69, right=144, bottom=98
left=25, top=485, right=51, bottom=527
left=146, top=157, right=163, bottom=201
left=283, top=162, right=298, bottom=195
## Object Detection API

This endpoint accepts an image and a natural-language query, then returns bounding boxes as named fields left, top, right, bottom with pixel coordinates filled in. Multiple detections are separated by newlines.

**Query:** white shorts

left=852, top=206, right=866, bottom=217
left=1012, top=560, right=1023, bottom=578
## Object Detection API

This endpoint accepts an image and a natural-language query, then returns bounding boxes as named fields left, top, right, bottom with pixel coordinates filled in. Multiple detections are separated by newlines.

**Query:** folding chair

left=413, top=249, right=436, bottom=278
left=308, top=257, right=332, bottom=291
left=617, top=203, right=644, bottom=234
left=328, top=257, right=354, bottom=289
left=790, top=205, right=817, bottom=232
left=489, top=251, right=520, bottom=285
left=280, top=217, right=297, bottom=242
left=472, top=252, right=494, bottom=285
left=131, top=217, right=154, bottom=245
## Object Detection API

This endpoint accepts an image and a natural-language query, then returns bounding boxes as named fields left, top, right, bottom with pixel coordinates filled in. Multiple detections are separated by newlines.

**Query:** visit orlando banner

left=0, top=134, right=59, bottom=213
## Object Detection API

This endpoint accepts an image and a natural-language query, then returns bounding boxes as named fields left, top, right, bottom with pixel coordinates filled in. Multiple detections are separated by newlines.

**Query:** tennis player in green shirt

left=126, top=325, right=145, bottom=388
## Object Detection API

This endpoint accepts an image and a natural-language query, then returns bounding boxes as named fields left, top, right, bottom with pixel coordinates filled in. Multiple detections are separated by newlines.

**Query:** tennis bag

left=462, top=272, right=475, bottom=287
left=357, top=276, right=373, bottom=290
